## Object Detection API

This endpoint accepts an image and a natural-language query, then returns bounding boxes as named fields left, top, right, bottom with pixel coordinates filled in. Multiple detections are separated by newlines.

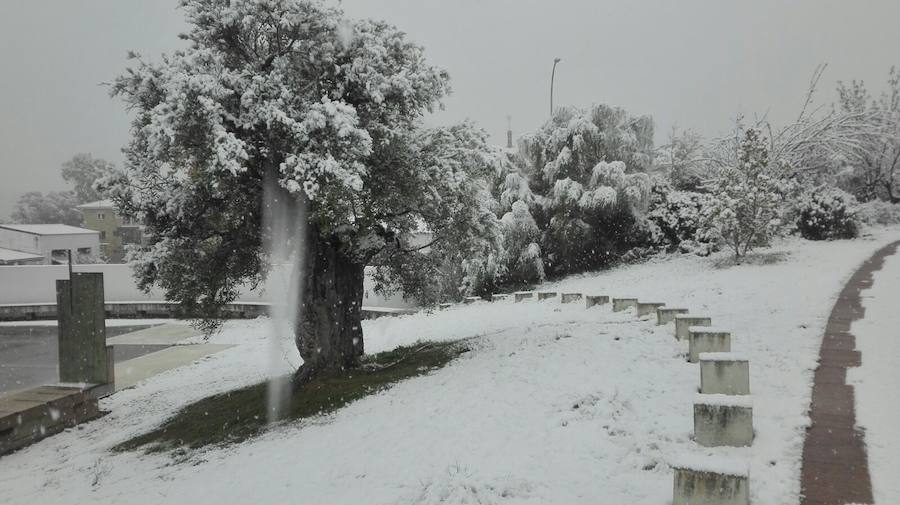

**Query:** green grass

left=114, top=340, right=470, bottom=454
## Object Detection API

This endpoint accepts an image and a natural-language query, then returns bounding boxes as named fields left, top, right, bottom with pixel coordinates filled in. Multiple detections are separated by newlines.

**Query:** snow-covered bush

left=703, top=129, right=794, bottom=258
left=500, top=201, right=545, bottom=285
left=796, top=189, right=859, bottom=240
left=647, top=182, right=717, bottom=254
left=856, top=200, right=900, bottom=225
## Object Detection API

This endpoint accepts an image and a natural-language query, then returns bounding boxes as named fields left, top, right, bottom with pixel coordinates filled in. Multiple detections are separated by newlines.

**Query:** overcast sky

left=2, top=0, right=899, bottom=219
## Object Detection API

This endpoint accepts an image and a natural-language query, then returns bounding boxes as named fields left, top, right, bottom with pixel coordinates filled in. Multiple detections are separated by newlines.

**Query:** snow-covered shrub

left=647, top=182, right=717, bottom=254
left=856, top=200, right=900, bottom=226
left=500, top=201, right=545, bottom=285
left=703, top=129, right=795, bottom=258
left=796, top=189, right=860, bottom=240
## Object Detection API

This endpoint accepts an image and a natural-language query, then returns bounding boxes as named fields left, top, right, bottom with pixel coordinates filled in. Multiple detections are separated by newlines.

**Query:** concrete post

left=514, top=291, right=535, bottom=302
left=560, top=293, right=583, bottom=303
left=636, top=302, right=665, bottom=317
left=585, top=295, right=610, bottom=308
left=672, top=457, right=749, bottom=505
left=688, top=328, right=731, bottom=363
left=675, top=315, right=711, bottom=340
left=612, top=298, right=638, bottom=312
left=693, top=394, right=754, bottom=447
left=699, top=353, right=750, bottom=395
left=491, top=294, right=511, bottom=302
left=463, top=296, right=482, bottom=304
left=537, top=292, right=558, bottom=301
left=657, top=307, right=689, bottom=325
left=56, top=272, right=110, bottom=386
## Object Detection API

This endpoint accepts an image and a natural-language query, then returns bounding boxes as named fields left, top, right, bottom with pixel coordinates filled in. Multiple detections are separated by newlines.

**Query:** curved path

left=800, top=239, right=900, bottom=505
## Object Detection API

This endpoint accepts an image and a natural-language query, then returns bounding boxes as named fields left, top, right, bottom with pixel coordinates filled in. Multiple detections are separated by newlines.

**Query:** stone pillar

left=537, top=292, right=558, bottom=301
left=585, top=295, right=609, bottom=308
left=56, top=272, right=110, bottom=386
left=560, top=293, right=583, bottom=303
left=693, top=394, right=754, bottom=447
left=699, top=353, right=750, bottom=395
left=657, top=307, right=689, bottom=325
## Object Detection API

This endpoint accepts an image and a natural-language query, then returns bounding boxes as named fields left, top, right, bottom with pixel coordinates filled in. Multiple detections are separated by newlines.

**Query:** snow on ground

left=2, top=227, right=899, bottom=505
left=847, top=242, right=900, bottom=504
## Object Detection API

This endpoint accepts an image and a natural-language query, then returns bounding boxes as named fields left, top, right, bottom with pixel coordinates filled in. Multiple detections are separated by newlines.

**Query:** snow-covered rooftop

left=75, top=199, right=116, bottom=210
left=0, top=224, right=100, bottom=236
left=0, top=247, right=44, bottom=262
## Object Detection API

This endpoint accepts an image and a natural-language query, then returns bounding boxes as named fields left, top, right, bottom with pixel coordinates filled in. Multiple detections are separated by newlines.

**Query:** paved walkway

left=800, top=239, right=900, bottom=505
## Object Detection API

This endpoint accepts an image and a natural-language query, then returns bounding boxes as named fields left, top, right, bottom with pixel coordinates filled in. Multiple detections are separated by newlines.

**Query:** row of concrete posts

left=446, top=290, right=753, bottom=504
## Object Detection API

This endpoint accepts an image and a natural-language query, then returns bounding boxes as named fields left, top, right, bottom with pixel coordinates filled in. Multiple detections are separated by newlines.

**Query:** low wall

left=0, top=302, right=415, bottom=322
left=0, top=263, right=412, bottom=308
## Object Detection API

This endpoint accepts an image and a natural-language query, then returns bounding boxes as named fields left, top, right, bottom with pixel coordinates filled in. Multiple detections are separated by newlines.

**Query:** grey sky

left=2, top=0, right=899, bottom=219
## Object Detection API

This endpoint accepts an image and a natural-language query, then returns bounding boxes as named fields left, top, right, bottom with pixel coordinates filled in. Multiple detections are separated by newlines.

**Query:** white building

left=0, top=224, right=101, bottom=265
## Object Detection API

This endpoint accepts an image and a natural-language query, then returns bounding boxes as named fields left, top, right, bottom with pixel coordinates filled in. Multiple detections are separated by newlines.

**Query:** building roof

left=0, top=224, right=100, bottom=236
left=75, top=199, right=116, bottom=210
left=0, top=247, right=44, bottom=263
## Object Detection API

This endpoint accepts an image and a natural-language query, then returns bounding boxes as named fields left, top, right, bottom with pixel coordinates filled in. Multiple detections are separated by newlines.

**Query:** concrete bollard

left=438, top=303, right=453, bottom=310
left=699, top=353, right=750, bottom=395
left=491, top=294, right=511, bottom=302
left=585, top=295, right=610, bottom=308
left=514, top=291, right=535, bottom=302
left=463, top=296, right=482, bottom=304
left=537, top=292, right=558, bottom=301
left=675, top=315, right=712, bottom=340
left=560, top=293, right=583, bottom=304
left=672, top=456, right=750, bottom=505
left=636, top=302, right=665, bottom=317
left=612, top=298, right=638, bottom=312
left=56, top=273, right=110, bottom=386
left=657, top=307, right=689, bottom=325
left=688, top=328, right=731, bottom=363
left=693, top=394, right=754, bottom=447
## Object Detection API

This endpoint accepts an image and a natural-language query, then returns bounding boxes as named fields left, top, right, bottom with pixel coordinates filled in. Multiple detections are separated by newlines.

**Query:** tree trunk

left=294, top=227, right=366, bottom=382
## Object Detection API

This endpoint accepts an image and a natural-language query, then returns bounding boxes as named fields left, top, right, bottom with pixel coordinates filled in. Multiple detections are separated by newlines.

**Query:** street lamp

left=550, top=57, right=562, bottom=117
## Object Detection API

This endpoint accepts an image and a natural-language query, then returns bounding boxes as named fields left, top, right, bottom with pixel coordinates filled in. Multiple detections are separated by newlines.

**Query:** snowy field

left=2, top=227, right=899, bottom=505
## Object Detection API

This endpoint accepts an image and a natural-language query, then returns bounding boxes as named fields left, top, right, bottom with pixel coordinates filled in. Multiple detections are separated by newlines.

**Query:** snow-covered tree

left=655, top=127, right=706, bottom=191
left=106, top=0, right=503, bottom=380
left=61, top=154, right=119, bottom=203
left=704, top=129, right=793, bottom=258
left=835, top=67, right=900, bottom=203
left=518, top=105, right=656, bottom=275
left=11, top=191, right=82, bottom=226
left=500, top=200, right=544, bottom=285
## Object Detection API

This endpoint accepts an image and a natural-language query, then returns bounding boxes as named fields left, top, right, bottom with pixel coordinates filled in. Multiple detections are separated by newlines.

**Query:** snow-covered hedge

left=796, top=188, right=859, bottom=240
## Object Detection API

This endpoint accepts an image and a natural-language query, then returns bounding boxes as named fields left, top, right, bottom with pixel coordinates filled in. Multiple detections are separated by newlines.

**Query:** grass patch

left=114, top=340, right=470, bottom=454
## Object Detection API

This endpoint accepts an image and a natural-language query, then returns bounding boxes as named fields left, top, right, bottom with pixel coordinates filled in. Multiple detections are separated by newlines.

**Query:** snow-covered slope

left=2, top=227, right=899, bottom=505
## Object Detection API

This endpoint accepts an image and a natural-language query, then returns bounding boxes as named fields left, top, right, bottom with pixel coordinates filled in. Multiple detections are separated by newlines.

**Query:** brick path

left=800, top=239, right=900, bottom=505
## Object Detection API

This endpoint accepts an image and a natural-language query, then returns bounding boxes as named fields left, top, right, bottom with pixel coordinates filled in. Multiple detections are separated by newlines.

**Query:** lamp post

left=550, top=57, right=561, bottom=117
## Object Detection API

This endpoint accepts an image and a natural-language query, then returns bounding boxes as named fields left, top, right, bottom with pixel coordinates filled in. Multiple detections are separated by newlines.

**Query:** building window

left=100, top=231, right=107, bottom=240
left=97, top=212, right=105, bottom=220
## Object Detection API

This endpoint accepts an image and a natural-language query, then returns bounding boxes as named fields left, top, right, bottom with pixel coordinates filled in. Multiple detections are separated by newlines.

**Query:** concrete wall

left=0, top=263, right=412, bottom=308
